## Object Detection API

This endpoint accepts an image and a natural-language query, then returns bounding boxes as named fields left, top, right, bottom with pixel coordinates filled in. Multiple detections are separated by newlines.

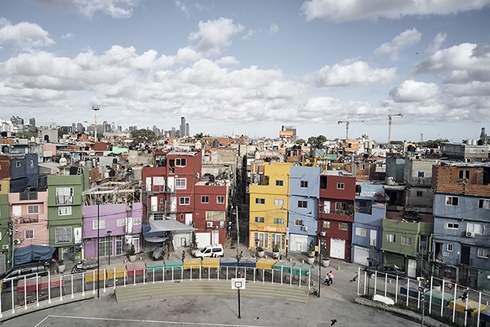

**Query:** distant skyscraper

left=171, top=127, right=176, bottom=137
left=180, top=117, right=186, bottom=138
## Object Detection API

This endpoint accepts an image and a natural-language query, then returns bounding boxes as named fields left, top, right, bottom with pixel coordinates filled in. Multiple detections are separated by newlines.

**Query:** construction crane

left=337, top=119, right=365, bottom=139
left=349, top=109, right=403, bottom=145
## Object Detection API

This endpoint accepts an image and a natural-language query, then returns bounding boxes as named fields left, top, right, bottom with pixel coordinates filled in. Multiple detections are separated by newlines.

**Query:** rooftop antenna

left=92, top=105, right=100, bottom=140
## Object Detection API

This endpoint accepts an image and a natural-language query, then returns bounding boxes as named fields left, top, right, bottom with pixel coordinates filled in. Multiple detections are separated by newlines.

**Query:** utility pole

left=235, top=206, right=240, bottom=261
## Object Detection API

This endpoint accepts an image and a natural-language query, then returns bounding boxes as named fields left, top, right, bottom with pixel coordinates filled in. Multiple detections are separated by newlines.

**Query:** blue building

left=351, top=184, right=388, bottom=267
left=288, top=166, right=320, bottom=253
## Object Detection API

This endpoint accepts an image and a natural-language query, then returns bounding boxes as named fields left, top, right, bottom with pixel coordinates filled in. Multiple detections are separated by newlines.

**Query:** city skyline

left=1, top=1, right=490, bottom=143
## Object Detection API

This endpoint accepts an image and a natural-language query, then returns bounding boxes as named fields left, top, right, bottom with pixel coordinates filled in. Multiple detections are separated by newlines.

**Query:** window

left=201, top=195, right=210, bottom=203
left=133, top=218, right=141, bottom=225
left=337, top=183, right=345, bottom=190
left=323, top=221, right=330, bottom=228
left=255, top=198, right=265, bottom=204
left=274, top=199, right=284, bottom=206
left=117, top=219, right=125, bottom=227
left=355, top=227, right=367, bottom=237
left=206, top=211, right=225, bottom=221
left=276, top=180, right=284, bottom=186
left=160, top=198, right=164, bottom=204
left=255, top=217, right=265, bottom=223
left=58, top=206, right=72, bottom=216
left=359, top=164, right=365, bottom=170
left=416, top=191, right=423, bottom=197
left=445, top=196, right=459, bottom=206
left=55, top=227, right=72, bottom=244
left=179, top=197, right=190, bottom=205
left=298, top=200, right=308, bottom=208
left=477, top=248, right=489, bottom=258
left=445, top=222, right=459, bottom=229
left=479, top=199, right=490, bottom=209
left=401, top=236, right=412, bottom=246
left=30, top=160, right=34, bottom=169
left=386, top=234, right=395, bottom=242
left=417, top=171, right=425, bottom=178
left=92, top=220, right=106, bottom=230
left=16, top=161, right=22, bottom=168
left=256, top=232, right=268, bottom=248
left=335, top=202, right=346, bottom=211
left=175, top=178, right=187, bottom=190
left=56, top=187, right=74, bottom=204
left=217, top=196, right=225, bottom=204
left=24, top=229, right=34, bottom=239
left=175, top=158, right=187, bottom=167
left=338, top=223, right=348, bottom=231
left=27, top=205, right=39, bottom=214
left=273, top=218, right=284, bottom=225
left=467, top=222, right=484, bottom=235
left=300, top=180, right=308, bottom=188
left=447, top=243, right=453, bottom=252
left=294, top=219, right=303, bottom=226
left=459, top=170, right=470, bottom=180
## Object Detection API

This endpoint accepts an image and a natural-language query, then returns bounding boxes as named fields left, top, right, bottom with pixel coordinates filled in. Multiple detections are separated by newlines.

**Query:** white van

left=194, top=244, right=224, bottom=258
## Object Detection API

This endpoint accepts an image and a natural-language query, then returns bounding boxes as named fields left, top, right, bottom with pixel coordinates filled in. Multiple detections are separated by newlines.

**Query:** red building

left=142, top=149, right=228, bottom=248
left=318, top=172, right=356, bottom=262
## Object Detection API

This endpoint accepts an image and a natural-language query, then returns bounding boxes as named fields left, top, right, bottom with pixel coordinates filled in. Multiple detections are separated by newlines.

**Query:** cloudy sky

left=1, top=0, right=490, bottom=143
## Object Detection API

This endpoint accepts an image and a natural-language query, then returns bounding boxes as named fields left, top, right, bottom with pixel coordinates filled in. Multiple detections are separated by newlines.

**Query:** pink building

left=9, top=191, right=49, bottom=247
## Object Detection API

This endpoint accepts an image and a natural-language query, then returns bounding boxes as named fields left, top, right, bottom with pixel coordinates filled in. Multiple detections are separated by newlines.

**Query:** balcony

left=18, top=215, right=39, bottom=224
left=143, top=185, right=175, bottom=194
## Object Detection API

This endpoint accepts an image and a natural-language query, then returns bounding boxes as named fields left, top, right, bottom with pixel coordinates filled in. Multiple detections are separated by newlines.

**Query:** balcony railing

left=18, top=215, right=39, bottom=224
left=143, top=185, right=175, bottom=194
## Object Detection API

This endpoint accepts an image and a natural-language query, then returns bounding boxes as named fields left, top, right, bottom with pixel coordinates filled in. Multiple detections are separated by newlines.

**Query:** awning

left=149, top=220, right=195, bottom=233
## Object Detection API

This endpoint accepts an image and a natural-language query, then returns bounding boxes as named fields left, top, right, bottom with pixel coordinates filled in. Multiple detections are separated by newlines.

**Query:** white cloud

left=189, top=17, right=244, bottom=54
left=389, top=80, right=439, bottom=102
left=242, top=29, right=257, bottom=40
left=27, top=0, right=141, bottom=19
left=216, top=56, right=239, bottom=65
left=269, top=23, right=279, bottom=35
left=426, top=32, right=446, bottom=55
left=414, top=43, right=490, bottom=74
left=175, top=0, right=189, bottom=16
left=374, top=28, right=421, bottom=61
left=301, top=0, right=490, bottom=22
left=0, top=19, right=55, bottom=49
left=61, top=32, right=74, bottom=40
left=314, top=59, right=397, bottom=87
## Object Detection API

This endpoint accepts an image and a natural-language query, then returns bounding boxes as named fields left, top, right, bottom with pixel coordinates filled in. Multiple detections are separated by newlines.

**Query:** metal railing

left=0, top=265, right=313, bottom=319
left=356, top=267, right=490, bottom=327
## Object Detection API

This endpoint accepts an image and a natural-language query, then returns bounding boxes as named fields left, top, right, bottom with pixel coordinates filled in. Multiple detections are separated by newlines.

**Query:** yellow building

left=248, top=162, right=294, bottom=252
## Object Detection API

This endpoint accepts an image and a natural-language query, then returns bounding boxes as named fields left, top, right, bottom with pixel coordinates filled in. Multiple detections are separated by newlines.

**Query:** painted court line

left=34, top=314, right=264, bottom=327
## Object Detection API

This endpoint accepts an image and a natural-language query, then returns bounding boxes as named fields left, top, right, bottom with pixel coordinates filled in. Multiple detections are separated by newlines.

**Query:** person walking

left=328, top=270, right=334, bottom=285
left=181, top=250, right=186, bottom=262
left=323, top=272, right=330, bottom=285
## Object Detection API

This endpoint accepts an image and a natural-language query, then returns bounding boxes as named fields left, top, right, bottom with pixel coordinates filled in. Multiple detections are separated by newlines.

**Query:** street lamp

left=96, top=200, right=100, bottom=299
left=107, top=231, right=112, bottom=265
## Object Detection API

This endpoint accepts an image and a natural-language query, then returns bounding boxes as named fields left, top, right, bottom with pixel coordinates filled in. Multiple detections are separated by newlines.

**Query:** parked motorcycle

left=71, top=259, right=99, bottom=274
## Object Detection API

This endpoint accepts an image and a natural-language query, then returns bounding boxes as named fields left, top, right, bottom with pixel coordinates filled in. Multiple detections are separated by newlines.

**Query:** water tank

left=386, top=176, right=395, bottom=185
left=254, top=150, right=260, bottom=160
left=212, top=139, right=219, bottom=148
left=59, top=158, right=68, bottom=167
left=85, top=160, right=93, bottom=168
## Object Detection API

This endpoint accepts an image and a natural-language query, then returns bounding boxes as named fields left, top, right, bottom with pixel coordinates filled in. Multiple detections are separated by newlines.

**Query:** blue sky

left=1, top=0, right=490, bottom=143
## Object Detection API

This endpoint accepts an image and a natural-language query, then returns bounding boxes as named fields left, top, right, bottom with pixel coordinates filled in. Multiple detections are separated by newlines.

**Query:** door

left=146, top=177, right=152, bottom=191
left=323, top=201, right=330, bottom=213
left=151, top=196, right=158, bottom=212
left=353, top=245, right=369, bottom=266
left=212, top=230, right=219, bottom=244
left=330, top=238, right=345, bottom=259
left=407, top=259, right=416, bottom=278
left=369, top=230, right=377, bottom=247
left=289, top=234, right=307, bottom=252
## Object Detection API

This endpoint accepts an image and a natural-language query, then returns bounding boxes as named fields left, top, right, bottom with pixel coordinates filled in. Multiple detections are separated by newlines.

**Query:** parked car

left=364, top=264, right=406, bottom=278
left=0, top=262, right=49, bottom=290
left=194, top=244, right=224, bottom=258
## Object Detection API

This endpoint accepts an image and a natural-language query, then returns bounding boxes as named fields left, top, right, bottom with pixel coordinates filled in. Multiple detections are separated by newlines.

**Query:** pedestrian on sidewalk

left=323, top=272, right=330, bottom=285
left=181, top=250, right=186, bottom=262
left=328, top=270, right=334, bottom=285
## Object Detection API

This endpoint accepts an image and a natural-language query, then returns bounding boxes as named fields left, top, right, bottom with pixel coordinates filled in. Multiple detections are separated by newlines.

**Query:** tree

left=295, top=138, right=306, bottom=145
left=307, top=135, right=327, bottom=148
left=130, top=129, right=157, bottom=145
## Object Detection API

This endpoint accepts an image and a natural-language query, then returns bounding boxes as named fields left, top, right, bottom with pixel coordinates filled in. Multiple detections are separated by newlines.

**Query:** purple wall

left=82, top=203, right=143, bottom=259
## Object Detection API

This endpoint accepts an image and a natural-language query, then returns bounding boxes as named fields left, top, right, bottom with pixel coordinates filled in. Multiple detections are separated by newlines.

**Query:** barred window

left=55, top=227, right=72, bottom=244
